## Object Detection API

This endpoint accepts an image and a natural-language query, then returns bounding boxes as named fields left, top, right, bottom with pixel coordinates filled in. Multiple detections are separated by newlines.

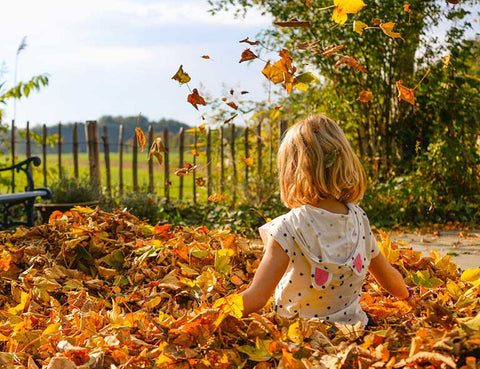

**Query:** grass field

left=2, top=152, right=217, bottom=202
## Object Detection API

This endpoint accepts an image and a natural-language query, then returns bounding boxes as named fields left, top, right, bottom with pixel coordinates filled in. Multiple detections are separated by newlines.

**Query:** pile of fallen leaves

left=0, top=207, right=478, bottom=369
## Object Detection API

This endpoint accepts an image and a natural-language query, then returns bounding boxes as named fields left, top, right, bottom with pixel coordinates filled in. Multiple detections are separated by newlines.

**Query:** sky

left=0, top=0, right=273, bottom=128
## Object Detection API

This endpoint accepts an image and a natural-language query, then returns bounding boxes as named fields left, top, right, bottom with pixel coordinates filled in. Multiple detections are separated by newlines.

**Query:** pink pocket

left=314, top=267, right=330, bottom=287
left=353, top=253, right=363, bottom=273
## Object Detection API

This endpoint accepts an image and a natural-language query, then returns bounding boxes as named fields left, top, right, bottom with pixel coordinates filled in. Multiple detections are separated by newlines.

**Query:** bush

left=48, top=177, right=101, bottom=204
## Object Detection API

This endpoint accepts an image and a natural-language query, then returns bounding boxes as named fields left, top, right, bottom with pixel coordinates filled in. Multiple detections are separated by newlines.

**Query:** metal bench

left=0, top=157, right=52, bottom=229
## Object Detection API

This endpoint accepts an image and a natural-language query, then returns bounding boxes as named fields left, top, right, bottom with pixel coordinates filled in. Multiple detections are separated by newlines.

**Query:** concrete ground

left=389, top=229, right=480, bottom=271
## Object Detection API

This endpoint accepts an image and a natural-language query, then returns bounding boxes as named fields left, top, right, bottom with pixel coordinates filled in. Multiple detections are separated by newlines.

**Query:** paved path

left=389, top=229, right=480, bottom=271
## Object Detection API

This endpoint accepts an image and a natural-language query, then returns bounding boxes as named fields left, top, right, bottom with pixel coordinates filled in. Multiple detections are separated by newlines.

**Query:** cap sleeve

left=369, top=233, right=380, bottom=258
left=259, top=215, right=295, bottom=257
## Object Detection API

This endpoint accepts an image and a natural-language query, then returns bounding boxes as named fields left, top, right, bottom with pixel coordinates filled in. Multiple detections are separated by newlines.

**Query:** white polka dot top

left=259, top=203, right=380, bottom=327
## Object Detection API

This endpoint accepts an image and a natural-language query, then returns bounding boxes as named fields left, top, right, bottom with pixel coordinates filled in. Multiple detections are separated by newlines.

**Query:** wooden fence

left=5, top=119, right=289, bottom=204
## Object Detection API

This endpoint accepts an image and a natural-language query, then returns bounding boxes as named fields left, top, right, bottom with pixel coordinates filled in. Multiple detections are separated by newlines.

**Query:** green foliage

left=0, top=74, right=49, bottom=122
left=119, top=192, right=163, bottom=224
left=48, top=176, right=101, bottom=204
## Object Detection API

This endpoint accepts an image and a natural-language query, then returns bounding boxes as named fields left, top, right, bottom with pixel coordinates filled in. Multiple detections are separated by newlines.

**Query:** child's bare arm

left=241, top=238, right=289, bottom=316
left=368, top=253, right=410, bottom=300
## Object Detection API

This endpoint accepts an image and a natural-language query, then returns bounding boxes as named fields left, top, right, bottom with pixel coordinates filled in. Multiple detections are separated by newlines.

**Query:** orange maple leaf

left=239, top=48, right=258, bottom=63
left=242, top=157, right=254, bottom=167
left=358, top=90, right=373, bottom=102
left=187, top=88, right=206, bottom=110
left=334, top=56, right=367, bottom=73
left=396, top=69, right=430, bottom=105
left=135, top=126, right=146, bottom=152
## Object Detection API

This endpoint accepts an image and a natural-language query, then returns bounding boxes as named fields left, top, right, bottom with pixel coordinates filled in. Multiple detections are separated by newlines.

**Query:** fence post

left=163, top=127, right=170, bottom=201
left=102, top=126, right=112, bottom=197
left=58, top=122, right=63, bottom=178
left=220, top=125, right=225, bottom=194
left=42, top=124, right=47, bottom=187
left=73, top=122, right=79, bottom=179
left=148, top=125, right=154, bottom=194
left=132, top=127, right=138, bottom=191
left=85, top=120, right=101, bottom=187
left=193, top=128, right=197, bottom=203
left=230, top=124, right=237, bottom=206
left=11, top=120, right=15, bottom=192
left=118, top=124, right=124, bottom=197
left=206, top=127, right=212, bottom=197
left=178, top=127, right=184, bottom=200
left=244, top=125, right=249, bottom=196
left=256, top=122, right=262, bottom=202
left=26, top=121, right=32, bottom=176
left=25, top=121, right=31, bottom=158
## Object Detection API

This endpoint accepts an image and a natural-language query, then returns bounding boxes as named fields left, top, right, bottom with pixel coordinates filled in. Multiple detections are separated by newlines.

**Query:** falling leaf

left=171, top=65, right=191, bottom=85
left=321, top=44, right=346, bottom=56
left=274, top=17, right=311, bottom=27
left=135, top=127, right=146, bottom=152
left=242, top=157, right=254, bottom=167
left=148, top=137, right=167, bottom=166
left=306, top=0, right=312, bottom=7
left=175, top=162, right=197, bottom=176
left=404, top=3, right=413, bottom=13
left=372, top=18, right=382, bottom=26
left=239, top=37, right=260, bottom=46
left=224, top=114, right=238, bottom=124
left=201, top=55, right=211, bottom=59
left=334, top=56, right=367, bottom=72
left=191, top=148, right=200, bottom=157
left=353, top=20, right=369, bottom=35
left=262, top=61, right=285, bottom=84
left=196, top=177, right=206, bottom=187
left=226, top=101, right=238, bottom=110
left=358, top=90, right=373, bottom=102
left=187, top=88, right=207, bottom=110
left=442, top=54, right=451, bottom=69
left=380, top=22, right=404, bottom=40
left=239, top=49, right=258, bottom=63
left=294, top=72, right=319, bottom=91
left=396, top=70, right=430, bottom=105
left=332, top=0, right=367, bottom=25
left=240, top=90, right=249, bottom=94
left=208, top=194, right=227, bottom=202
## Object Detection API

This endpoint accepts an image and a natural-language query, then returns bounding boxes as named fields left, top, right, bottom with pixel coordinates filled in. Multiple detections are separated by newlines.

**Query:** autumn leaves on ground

left=0, top=207, right=478, bottom=368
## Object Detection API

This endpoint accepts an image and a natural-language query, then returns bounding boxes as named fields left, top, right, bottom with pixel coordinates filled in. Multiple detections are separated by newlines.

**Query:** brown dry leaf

left=224, top=114, right=238, bottom=124
left=226, top=101, right=238, bottom=110
left=239, top=48, right=258, bottom=63
left=396, top=80, right=416, bottom=105
left=239, top=37, right=260, bottom=46
left=135, top=126, right=146, bottom=152
left=201, top=55, right=212, bottom=59
left=274, top=17, right=310, bottom=27
left=334, top=56, right=367, bottom=73
left=321, top=44, right=346, bottom=57
left=148, top=137, right=167, bottom=166
left=175, top=162, right=197, bottom=176
left=196, top=177, right=206, bottom=187
left=306, top=0, right=312, bottom=7
left=187, top=88, right=207, bottom=110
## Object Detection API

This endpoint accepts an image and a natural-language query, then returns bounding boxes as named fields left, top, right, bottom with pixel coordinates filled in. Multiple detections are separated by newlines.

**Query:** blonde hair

left=278, top=115, right=366, bottom=208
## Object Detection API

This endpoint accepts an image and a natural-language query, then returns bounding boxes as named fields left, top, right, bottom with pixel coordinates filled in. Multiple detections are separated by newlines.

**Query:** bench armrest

left=0, top=157, right=41, bottom=191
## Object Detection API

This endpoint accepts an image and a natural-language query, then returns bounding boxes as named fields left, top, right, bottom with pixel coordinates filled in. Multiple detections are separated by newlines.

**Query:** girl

left=241, top=115, right=412, bottom=327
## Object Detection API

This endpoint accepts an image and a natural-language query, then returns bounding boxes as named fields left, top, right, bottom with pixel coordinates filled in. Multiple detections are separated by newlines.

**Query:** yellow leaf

left=358, top=90, right=373, bottom=102
left=144, top=296, right=163, bottom=310
left=212, top=294, right=244, bottom=319
left=262, top=61, right=285, bottom=84
left=332, top=0, right=367, bottom=25
left=8, top=291, right=29, bottom=315
left=353, top=20, right=369, bottom=34
left=135, top=126, right=147, bottom=152
left=287, top=321, right=302, bottom=343
left=378, top=230, right=400, bottom=264
left=461, top=268, right=480, bottom=286
left=380, top=22, right=404, bottom=40
left=171, top=65, right=191, bottom=84
left=42, top=322, right=62, bottom=336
